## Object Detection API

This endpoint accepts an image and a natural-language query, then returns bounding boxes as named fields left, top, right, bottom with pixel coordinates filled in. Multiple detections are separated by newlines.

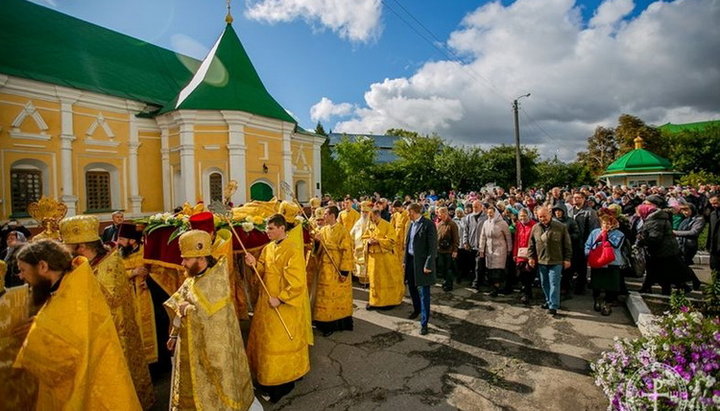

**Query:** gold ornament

left=27, top=197, right=68, bottom=241
left=59, top=215, right=101, bottom=244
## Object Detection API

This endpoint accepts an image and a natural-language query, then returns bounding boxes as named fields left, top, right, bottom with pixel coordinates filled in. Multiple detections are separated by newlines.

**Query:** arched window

left=10, top=159, right=49, bottom=217
left=250, top=180, right=274, bottom=201
left=84, top=163, right=120, bottom=213
left=209, top=172, right=223, bottom=202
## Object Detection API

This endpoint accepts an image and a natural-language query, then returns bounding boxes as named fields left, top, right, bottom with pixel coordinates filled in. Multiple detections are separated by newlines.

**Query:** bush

left=592, top=310, right=720, bottom=410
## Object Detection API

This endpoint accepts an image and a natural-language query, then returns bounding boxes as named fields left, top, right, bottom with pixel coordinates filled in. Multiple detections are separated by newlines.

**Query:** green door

left=250, top=182, right=273, bottom=201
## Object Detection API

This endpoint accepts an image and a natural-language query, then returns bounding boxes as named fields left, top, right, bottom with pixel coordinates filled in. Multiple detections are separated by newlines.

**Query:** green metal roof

left=162, top=24, right=295, bottom=123
left=0, top=0, right=296, bottom=124
left=658, top=120, right=720, bottom=134
left=605, top=148, right=673, bottom=173
left=0, top=0, right=197, bottom=107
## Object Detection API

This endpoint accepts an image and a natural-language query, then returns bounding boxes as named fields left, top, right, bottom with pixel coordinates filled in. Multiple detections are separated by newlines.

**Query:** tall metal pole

left=512, top=93, right=530, bottom=191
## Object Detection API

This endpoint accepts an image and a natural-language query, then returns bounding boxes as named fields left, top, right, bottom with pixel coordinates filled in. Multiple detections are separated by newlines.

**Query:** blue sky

left=29, top=0, right=719, bottom=160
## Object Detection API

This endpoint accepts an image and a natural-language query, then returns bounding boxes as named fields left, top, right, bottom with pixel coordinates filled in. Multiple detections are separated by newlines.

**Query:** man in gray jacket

left=528, top=207, right=572, bottom=315
left=462, top=200, right=487, bottom=290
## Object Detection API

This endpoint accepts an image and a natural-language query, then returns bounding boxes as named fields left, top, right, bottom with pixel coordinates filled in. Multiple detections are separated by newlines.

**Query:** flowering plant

left=592, top=308, right=720, bottom=410
left=227, top=212, right=267, bottom=233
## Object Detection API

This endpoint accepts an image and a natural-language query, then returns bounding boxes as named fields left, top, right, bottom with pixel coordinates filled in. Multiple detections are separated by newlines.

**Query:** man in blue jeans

left=528, top=206, right=572, bottom=316
left=404, top=203, right=437, bottom=335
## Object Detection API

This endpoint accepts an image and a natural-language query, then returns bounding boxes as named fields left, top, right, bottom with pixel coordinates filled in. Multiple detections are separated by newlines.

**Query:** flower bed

left=592, top=309, right=720, bottom=410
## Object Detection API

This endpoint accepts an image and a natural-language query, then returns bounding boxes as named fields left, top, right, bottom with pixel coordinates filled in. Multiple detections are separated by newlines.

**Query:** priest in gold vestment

left=390, top=200, right=410, bottom=264
left=165, top=230, right=259, bottom=411
left=60, top=215, right=155, bottom=409
left=338, top=198, right=360, bottom=234
left=349, top=201, right=373, bottom=284
left=245, top=214, right=312, bottom=403
left=363, top=209, right=405, bottom=309
left=118, top=223, right=159, bottom=365
left=312, top=206, right=354, bottom=336
left=0, top=260, right=38, bottom=409
left=13, top=239, right=141, bottom=410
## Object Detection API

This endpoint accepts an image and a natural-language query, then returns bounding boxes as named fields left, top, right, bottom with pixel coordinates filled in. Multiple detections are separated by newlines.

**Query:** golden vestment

left=164, top=257, right=255, bottom=411
left=247, top=226, right=312, bottom=386
left=313, top=222, right=354, bottom=322
left=123, top=245, right=158, bottom=364
left=14, top=260, right=141, bottom=410
left=349, top=214, right=371, bottom=283
left=95, top=251, right=155, bottom=409
left=391, top=210, right=410, bottom=264
left=0, top=284, right=38, bottom=409
left=212, top=230, right=250, bottom=320
left=363, top=219, right=405, bottom=307
left=338, top=208, right=360, bottom=234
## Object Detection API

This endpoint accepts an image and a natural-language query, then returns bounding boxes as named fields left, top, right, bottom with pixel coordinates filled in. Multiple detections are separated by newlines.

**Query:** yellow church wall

left=245, top=134, right=283, bottom=191
left=0, top=150, right=58, bottom=219
left=138, top=134, right=164, bottom=213
left=193, top=131, right=229, bottom=202
left=74, top=155, right=126, bottom=214
left=0, top=94, right=61, bottom=139
left=72, top=107, right=130, bottom=148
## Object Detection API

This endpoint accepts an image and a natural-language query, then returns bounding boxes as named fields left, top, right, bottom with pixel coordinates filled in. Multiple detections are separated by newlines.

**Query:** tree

left=615, top=114, right=667, bottom=156
left=320, top=136, right=344, bottom=197
left=333, top=135, right=378, bottom=197
left=479, top=145, right=539, bottom=189
left=314, top=121, right=327, bottom=136
left=666, top=123, right=720, bottom=177
left=534, top=158, right=594, bottom=189
left=391, top=131, right=445, bottom=194
left=576, top=126, right=618, bottom=176
left=434, top=145, right=484, bottom=192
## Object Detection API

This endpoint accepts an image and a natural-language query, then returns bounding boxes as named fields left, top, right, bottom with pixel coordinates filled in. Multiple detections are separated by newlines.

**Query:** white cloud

left=310, top=97, right=354, bottom=122
left=326, top=0, right=720, bottom=160
left=245, top=0, right=382, bottom=43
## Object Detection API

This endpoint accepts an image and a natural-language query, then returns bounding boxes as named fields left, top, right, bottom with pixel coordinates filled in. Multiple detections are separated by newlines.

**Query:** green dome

left=605, top=148, right=673, bottom=173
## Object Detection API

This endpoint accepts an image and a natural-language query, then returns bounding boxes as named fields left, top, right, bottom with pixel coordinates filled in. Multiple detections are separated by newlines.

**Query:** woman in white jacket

left=478, top=205, right=513, bottom=297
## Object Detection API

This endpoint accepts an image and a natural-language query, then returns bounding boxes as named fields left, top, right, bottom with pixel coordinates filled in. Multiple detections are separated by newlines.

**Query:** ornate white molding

left=202, top=145, right=220, bottom=150
left=85, top=137, right=120, bottom=147
left=85, top=112, right=115, bottom=138
left=11, top=101, right=49, bottom=133
left=9, top=131, right=51, bottom=141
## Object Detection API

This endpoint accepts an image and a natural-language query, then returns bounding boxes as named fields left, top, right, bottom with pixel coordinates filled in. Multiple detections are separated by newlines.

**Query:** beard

left=31, top=277, right=53, bottom=306
left=184, top=260, right=203, bottom=277
left=119, top=244, right=138, bottom=258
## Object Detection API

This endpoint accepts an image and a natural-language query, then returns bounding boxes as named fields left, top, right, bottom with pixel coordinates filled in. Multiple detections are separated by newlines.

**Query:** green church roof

left=658, top=120, right=720, bottom=134
left=0, top=0, right=295, bottom=124
left=161, top=24, right=295, bottom=123
left=605, top=148, right=673, bottom=173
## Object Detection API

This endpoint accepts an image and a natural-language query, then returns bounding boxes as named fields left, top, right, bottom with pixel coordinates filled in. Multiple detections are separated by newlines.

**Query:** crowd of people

left=1, top=182, right=719, bottom=409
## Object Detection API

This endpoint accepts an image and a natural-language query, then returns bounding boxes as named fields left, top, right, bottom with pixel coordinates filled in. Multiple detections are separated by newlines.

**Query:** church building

left=0, top=0, right=323, bottom=223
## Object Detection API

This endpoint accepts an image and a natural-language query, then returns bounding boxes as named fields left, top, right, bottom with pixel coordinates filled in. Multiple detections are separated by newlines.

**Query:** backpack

left=588, top=230, right=616, bottom=268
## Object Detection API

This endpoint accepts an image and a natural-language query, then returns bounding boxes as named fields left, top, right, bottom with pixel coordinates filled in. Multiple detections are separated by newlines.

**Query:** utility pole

left=512, top=93, right=530, bottom=190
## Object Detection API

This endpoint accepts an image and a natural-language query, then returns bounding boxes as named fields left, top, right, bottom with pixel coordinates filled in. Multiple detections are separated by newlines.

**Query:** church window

left=10, top=169, right=42, bottom=216
left=86, top=171, right=112, bottom=211
left=209, top=172, right=223, bottom=202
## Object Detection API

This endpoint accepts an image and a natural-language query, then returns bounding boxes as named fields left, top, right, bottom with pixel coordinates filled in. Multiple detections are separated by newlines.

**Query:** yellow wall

left=139, top=133, right=163, bottom=212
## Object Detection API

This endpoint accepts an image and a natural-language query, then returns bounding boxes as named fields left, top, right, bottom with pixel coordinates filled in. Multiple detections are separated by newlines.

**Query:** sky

left=29, top=0, right=720, bottom=161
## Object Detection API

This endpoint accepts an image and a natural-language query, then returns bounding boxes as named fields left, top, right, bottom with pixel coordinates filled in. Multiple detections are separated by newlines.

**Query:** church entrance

left=250, top=181, right=274, bottom=201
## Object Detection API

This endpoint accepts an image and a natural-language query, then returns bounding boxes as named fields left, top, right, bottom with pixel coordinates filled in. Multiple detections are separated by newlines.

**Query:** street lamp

left=512, top=93, right=530, bottom=190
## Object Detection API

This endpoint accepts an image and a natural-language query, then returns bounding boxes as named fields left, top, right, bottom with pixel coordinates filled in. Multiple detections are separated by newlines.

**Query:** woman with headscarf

left=513, top=208, right=537, bottom=305
left=584, top=214, right=625, bottom=315
left=636, top=203, right=688, bottom=294
left=673, top=203, right=704, bottom=290
left=478, top=205, right=513, bottom=297
left=1, top=231, right=28, bottom=288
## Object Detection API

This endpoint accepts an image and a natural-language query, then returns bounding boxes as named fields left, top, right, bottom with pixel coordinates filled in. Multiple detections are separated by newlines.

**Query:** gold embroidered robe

left=123, top=245, right=158, bottom=364
left=338, top=207, right=360, bottom=234
left=363, top=219, right=405, bottom=307
left=95, top=251, right=155, bottom=409
left=247, top=226, right=312, bottom=386
left=349, top=214, right=371, bottom=283
left=313, top=222, right=354, bottom=322
left=212, top=230, right=250, bottom=320
left=391, top=210, right=410, bottom=264
left=0, top=281, right=38, bottom=409
left=14, top=259, right=141, bottom=410
left=164, top=257, right=255, bottom=411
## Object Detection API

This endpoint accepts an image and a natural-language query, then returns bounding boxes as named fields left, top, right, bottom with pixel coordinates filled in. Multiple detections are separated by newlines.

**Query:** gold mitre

left=360, top=200, right=374, bottom=212
left=309, top=197, right=321, bottom=208
left=179, top=230, right=212, bottom=258
left=60, top=215, right=101, bottom=244
left=28, top=197, right=68, bottom=240
left=279, top=201, right=301, bottom=222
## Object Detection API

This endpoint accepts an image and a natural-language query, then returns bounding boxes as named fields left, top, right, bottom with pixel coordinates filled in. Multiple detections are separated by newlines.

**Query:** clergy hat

left=118, top=223, right=142, bottom=241
left=60, top=215, right=101, bottom=244
left=179, top=230, right=212, bottom=258
left=189, top=212, right=215, bottom=234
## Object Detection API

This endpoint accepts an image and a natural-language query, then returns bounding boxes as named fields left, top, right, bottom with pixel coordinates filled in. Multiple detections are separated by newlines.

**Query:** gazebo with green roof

left=599, top=136, right=680, bottom=187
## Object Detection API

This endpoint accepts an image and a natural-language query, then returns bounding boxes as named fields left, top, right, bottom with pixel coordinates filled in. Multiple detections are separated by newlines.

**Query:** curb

left=693, top=251, right=710, bottom=266
left=625, top=291, right=659, bottom=337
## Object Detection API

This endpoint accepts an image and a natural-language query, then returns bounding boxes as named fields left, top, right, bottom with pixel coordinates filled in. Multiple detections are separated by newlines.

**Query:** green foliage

left=320, top=137, right=344, bottom=197
left=333, top=135, right=378, bottom=197
left=535, top=158, right=595, bottom=189
left=392, top=132, right=446, bottom=194
left=667, top=124, right=720, bottom=177
left=615, top=114, right=667, bottom=156
left=314, top=121, right=327, bottom=136
left=480, top=145, right=539, bottom=189
left=669, top=289, right=692, bottom=313
left=576, top=126, right=618, bottom=176
left=679, top=171, right=720, bottom=187
left=702, top=270, right=720, bottom=317
left=434, top=145, right=485, bottom=192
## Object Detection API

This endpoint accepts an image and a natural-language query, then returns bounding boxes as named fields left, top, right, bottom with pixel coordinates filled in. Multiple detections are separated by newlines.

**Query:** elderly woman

left=674, top=203, right=704, bottom=290
left=478, top=205, right=513, bottom=297
left=513, top=208, right=536, bottom=305
left=584, top=214, right=625, bottom=315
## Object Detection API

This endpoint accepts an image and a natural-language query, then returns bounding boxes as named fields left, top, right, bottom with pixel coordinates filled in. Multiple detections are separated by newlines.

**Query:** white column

left=313, top=138, right=322, bottom=197
left=178, top=119, right=196, bottom=203
left=282, top=127, right=293, bottom=200
left=222, top=112, right=250, bottom=205
left=59, top=98, right=78, bottom=216
left=127, top=114, right=143, bottom=214
left=160, top=125, right=172, bottom=211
